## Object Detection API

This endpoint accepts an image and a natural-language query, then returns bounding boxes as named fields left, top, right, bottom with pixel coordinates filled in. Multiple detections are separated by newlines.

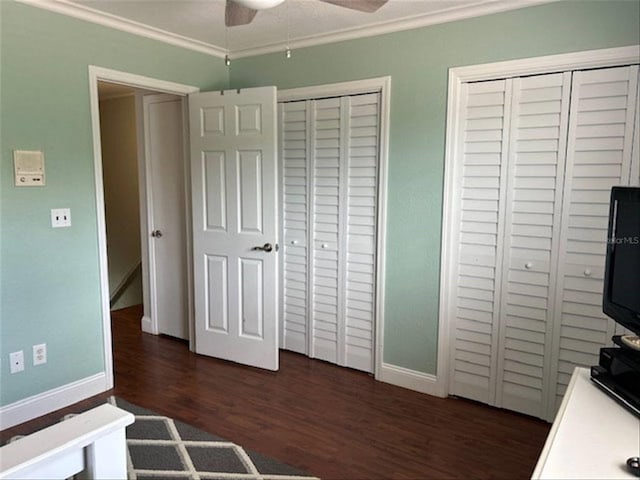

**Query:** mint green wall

left=1, top=0, right=639, bottom=408
left=230, top=1, right=640, bottom=375
left=0, top=1, right=229, bottom=406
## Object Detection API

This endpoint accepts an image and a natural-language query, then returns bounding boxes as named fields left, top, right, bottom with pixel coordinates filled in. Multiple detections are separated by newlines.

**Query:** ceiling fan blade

left=319, top=0, right=388, bottom=13
left=226, top=0, right=258, bottom=27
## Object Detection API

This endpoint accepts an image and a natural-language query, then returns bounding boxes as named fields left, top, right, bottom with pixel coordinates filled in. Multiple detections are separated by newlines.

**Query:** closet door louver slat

left=551, top=65, right=639, bottom=410
left=450, top=79, right=512, bottom=404
left=280, top=101, right=310, bottom=354
left=496, top=73, right=571, bottom=418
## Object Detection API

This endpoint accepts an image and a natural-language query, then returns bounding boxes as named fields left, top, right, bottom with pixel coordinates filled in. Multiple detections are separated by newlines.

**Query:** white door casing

left=190, top=87, right=279, bottom=371
left=89, top=65, right=199, bottom=394
left=143, top=94, right=189, bottom=340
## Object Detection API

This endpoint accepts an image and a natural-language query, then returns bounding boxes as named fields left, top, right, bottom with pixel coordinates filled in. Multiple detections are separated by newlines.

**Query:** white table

left=532, top=368, right=640, bottom=479
left=0, top=403, right=134, bottom=480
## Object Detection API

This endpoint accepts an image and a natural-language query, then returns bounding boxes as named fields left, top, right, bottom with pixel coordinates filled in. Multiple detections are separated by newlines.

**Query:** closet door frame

left=439, top=46, right=640, bottom=398
left=278, top=76, right=391, bottom=379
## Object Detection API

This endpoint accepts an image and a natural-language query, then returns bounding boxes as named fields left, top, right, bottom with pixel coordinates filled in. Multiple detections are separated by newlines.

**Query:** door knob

left=151, top=230, right=163, bottom=238
left=253, top=243, right=273, bottom=252
left=525, top=262, right=533, bottom=269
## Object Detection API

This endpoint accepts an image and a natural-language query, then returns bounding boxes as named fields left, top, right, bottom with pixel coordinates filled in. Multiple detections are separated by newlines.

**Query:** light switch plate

left=51, top=208, right=71, bottom=228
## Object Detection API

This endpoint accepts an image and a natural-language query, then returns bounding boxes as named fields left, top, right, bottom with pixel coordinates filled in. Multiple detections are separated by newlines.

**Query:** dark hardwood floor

left=2, top=305, right=550, bottom=479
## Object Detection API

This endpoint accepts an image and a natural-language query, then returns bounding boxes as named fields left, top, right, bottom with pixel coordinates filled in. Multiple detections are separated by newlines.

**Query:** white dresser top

left=532, top=368, right=640, bottom=479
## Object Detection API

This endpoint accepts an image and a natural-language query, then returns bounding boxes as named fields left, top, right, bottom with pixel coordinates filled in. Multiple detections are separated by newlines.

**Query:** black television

left=603, top=186, right=640, bottom=337
left=593, top=186, right=640, bottom=420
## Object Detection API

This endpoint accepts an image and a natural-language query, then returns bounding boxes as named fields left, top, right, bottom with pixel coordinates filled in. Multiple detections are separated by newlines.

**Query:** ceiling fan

left=225, top=0, right=388, bottom=27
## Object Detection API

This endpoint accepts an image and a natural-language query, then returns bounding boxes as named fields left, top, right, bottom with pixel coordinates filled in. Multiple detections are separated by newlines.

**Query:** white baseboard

left=0, top=372, right=108, bottom=430
left=377, top=362, right=447, bottom=398
left=140, top=315, right=155, bottom=334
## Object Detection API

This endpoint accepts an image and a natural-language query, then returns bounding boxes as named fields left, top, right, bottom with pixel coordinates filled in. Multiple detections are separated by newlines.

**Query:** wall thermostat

left=14, top=150, right=45, bottom=186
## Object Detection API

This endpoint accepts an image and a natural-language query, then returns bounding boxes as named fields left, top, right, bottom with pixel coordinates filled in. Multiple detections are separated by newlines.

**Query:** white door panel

left=450, top=78, right=511, bottom=405
left=190, top=87, right=278, bottom=371
left=550, top=65, right=639, bottom=412
left=496, top=72, right=571, bottom=419
left=144, top=94, right=188, bottom=340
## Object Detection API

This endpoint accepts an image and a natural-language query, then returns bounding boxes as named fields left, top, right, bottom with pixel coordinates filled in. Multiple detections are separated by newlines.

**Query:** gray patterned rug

left=104, top=397, right=317, bottom=480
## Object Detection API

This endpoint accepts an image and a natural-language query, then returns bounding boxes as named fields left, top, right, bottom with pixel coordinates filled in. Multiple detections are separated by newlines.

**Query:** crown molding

left=15, top=0, right=227, bottom=58
left=17, top=0, right=554, bottom=60
left=230, top=0, right=555, bottom=58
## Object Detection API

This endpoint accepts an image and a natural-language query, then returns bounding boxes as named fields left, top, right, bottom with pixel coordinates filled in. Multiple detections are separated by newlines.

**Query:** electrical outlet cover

left=51, top=208, right=71, bottom=228
left=33, top=343, right=47, bottom=366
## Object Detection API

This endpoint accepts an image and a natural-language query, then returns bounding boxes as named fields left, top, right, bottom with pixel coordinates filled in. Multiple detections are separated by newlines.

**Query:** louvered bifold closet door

left=280, top=94, right=380, bottom=372
left=449, top=79, right=512, bottom=404
left=495, top=73, right=571, bottom=418
left=344, top=93, right=379, bottom=372
left=280, top=101, right=310, bottom=354
left=550, top=65, right=639, bottom=411
left=310, top=97, right=343, bottom=363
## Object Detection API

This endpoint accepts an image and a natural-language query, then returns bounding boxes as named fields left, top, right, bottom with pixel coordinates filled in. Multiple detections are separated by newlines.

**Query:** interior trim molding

left=17, top=0, right=551, bottom=60
left=447, top=45, right=640, bottom=83
left=278, top=76, right=390, bottom=102
left=378, top=363, right=445, bottom=398
left=88, top=65, right=199, bottom=394
left=0, top=373, right=107, bottom=430
left=140, top=315, right=155, bottom=335
left=15, top=0, right=226, bottom=58
left=230, top=0, right=552, bottom=58
left=437, top=44, right=640, bottom=403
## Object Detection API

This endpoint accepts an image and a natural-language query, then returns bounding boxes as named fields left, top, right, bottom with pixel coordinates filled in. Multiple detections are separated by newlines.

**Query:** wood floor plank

left=1, top=305, right=550, bottom=479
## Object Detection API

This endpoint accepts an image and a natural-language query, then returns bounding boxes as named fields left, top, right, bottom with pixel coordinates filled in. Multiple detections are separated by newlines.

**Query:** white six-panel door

left=190, top=87, right=279, bottom=371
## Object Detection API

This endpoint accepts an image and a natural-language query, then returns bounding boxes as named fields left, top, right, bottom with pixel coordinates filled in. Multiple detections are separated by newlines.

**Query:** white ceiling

left=30, top=0, right=550, bottom=57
